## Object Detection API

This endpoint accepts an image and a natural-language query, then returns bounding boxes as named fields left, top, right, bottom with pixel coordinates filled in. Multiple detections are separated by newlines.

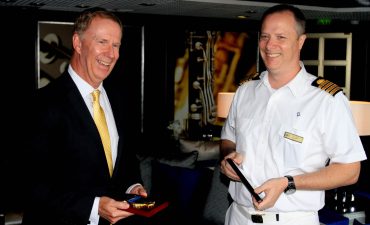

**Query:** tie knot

left=92, top=90, right=101, bottom=102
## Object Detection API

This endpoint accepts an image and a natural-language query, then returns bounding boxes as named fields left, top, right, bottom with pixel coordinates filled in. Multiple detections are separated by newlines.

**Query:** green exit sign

left=317, top=18, right=332, bottom=25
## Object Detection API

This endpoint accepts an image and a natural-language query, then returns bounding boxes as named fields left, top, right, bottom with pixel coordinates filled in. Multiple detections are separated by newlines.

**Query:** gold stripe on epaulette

left=311, top=78, right=342, bottom=96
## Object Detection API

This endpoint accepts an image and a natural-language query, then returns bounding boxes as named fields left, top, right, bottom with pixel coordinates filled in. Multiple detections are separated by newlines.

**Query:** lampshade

left=217, top=92, right=235, bottom=118
left=350, top=101, right=370, bottom=136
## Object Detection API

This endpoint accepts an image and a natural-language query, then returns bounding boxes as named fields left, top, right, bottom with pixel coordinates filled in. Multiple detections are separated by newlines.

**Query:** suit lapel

left=61, top=73, right=112, bottom=177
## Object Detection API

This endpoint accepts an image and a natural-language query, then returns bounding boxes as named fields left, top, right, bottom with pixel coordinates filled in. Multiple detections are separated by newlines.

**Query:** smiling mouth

left=266, top=53, right=280, bottom=58
left=98, top=59, right=111, bottom=67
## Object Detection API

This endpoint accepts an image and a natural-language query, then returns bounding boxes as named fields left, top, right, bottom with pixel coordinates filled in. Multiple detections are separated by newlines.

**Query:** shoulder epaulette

left=239, top=73, right=260, bottom=86
left=311, top=77, right=342, bottom=96
left=251, top=73, right=261, bottom=80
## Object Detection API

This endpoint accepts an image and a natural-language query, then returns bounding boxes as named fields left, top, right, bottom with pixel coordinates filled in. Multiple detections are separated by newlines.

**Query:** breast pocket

left=278, top=126, right=307, bottom=169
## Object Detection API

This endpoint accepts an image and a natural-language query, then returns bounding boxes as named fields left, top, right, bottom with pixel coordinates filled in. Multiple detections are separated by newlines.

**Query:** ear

left=72, top=33, right=82, bottom=54
left=298, top=34, right=306, bottom=50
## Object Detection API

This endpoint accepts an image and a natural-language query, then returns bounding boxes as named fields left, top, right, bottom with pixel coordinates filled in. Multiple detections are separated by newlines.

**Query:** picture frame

left=36, top=21, right=74, bottom=89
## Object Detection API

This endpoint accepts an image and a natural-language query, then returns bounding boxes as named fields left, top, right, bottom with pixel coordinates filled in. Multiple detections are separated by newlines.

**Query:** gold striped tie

left=92, top=90, right=113, bottom=177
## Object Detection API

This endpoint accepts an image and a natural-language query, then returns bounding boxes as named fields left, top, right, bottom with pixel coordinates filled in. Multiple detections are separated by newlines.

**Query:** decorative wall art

left=173, top=30, right=259, bottom=140
left=37, top=21, right=74, bottom=89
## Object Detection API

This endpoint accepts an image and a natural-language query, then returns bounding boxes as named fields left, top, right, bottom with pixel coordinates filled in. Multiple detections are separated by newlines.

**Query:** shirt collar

left=68, top=65, right=103, bottom=99
left=285, top=62, right=309, bottom=97
left=256, top=61, right=310, bottom=97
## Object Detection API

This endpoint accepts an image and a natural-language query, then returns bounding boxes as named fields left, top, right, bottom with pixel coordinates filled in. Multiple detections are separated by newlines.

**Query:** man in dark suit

left=22, top=8, right=147, bottom=225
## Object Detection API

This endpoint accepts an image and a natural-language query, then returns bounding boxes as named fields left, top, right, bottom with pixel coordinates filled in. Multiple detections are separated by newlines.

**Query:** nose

left=108, top=45, right=115, bottom=58
left=107, top=44, right=118, bottom=59
left=265, top=38, right=276, bottom=50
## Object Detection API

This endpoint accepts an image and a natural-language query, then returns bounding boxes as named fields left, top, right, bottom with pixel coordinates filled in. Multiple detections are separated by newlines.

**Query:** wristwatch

left=284, top=175, right=296, bottom=194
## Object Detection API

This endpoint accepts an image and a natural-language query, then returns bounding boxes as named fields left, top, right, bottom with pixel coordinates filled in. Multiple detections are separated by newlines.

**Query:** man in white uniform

left=220, top=4, right=367, bottom=225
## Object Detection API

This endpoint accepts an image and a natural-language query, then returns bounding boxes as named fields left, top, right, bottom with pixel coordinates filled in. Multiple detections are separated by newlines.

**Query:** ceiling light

left=237, top=9, right=256, bottom=19
left=75, top=4, right=90, bottom=8
left=29, top=2, right=45, bottom=7
left=237, top=15, right=249, bottom=19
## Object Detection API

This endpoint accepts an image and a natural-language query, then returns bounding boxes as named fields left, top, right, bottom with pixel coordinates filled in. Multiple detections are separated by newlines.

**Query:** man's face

left=74, top=16, right=122, bottom=87
left=259, top=11, right=305, bottom=75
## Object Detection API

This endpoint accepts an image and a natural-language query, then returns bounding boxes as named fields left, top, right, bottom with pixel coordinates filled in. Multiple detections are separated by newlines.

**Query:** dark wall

left=1, top=6, right=369, bottom=213
left=1, top=7, right=39, bottom=213
left=125, top=14, right=261, bottom=150
left=350, top=25, right=370, bottom=101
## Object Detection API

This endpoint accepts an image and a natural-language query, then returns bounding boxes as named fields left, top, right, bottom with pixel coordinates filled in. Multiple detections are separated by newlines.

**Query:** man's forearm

left=294, top=162, right=361, bottom=191
left=220, top=139, right=236, bottom=159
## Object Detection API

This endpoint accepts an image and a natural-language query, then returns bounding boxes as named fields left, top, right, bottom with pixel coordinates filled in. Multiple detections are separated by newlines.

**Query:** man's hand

left=98, top=196, right=134, bottom=224
left=252, top=177, right=287, bottom=211
left=98, top=185, right=149, bottom=224
left=220, top=151, right=244, bottom=181
left=130, top=184, right=148, bottom=197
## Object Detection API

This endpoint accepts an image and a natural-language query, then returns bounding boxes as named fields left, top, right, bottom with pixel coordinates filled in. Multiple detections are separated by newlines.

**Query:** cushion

left=156, top=150, right=199, bottom=168
left=178, top=139, right=219, bottom=161
left=202, top=164, right=231, bottom=225
left=151, top=160, right=213, bottom=224
left=319, top=207, right=349, bottom=225
left=137, top=151, right=199, bottom=195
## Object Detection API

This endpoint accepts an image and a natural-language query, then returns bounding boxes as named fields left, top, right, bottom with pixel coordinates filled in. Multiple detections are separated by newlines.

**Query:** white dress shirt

left=221, top=63, right=367, bottom=212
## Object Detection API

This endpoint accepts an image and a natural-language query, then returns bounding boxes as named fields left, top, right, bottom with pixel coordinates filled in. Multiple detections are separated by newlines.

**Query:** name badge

left=284, top=132, right=304, bottom=143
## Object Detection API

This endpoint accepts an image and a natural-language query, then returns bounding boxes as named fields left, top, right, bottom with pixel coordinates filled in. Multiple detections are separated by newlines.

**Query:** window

left=302, top=33, right=352, bottom=97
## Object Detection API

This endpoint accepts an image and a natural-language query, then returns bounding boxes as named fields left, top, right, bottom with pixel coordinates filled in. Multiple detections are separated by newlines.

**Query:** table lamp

left=350, top=101, right=370, bottom=136
left=334, top=101, right=370, bottom=213
left=217, top=92, right=235, bottom=118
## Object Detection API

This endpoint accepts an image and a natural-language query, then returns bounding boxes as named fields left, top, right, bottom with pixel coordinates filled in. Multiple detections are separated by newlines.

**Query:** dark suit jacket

left=22, top=72, right=143, bottom=225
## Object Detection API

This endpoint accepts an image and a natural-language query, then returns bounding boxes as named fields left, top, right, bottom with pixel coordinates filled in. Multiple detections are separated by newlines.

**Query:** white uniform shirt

left=221, top=63, right=367, bottom=212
